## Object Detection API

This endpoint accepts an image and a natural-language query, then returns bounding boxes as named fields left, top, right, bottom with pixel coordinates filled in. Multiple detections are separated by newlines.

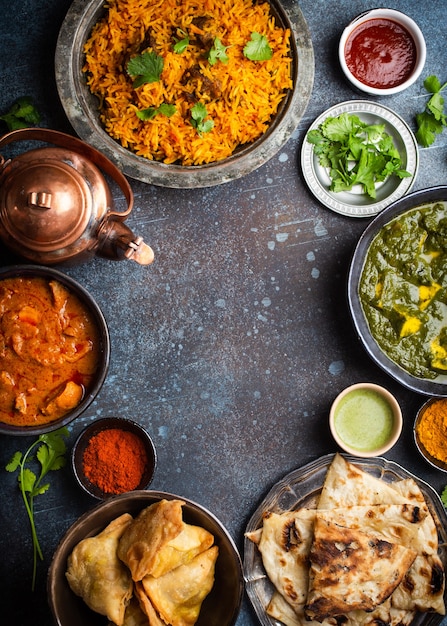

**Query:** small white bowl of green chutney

left=329, top=382, right=402, bottom=457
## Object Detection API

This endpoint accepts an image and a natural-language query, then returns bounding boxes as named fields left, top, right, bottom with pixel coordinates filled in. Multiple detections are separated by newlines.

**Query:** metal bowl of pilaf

left=55, top=0, right=314, bottom=188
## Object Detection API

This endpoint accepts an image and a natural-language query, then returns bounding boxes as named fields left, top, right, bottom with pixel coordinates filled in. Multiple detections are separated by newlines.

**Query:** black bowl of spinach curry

left=348, top=185, right=447, bottom=397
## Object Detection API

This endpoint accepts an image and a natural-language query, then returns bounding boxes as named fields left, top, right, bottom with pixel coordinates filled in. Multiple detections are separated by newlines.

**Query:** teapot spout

left=123, top=236, right=155, bottom=265
left=97, top=219, right=155, bottom=265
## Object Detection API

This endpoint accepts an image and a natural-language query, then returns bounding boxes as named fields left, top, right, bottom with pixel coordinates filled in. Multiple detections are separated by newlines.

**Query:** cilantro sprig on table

left=415, top=75, right=447, bottom=147
left=0, top=96, right=40, bottom=131
left=307, top=112, right=411, bottom=199
left=6, top=428, right=68, bottom=590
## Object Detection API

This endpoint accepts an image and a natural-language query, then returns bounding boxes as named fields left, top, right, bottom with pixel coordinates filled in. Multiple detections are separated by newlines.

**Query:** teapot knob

left=28, top=191, right=52, bottom=210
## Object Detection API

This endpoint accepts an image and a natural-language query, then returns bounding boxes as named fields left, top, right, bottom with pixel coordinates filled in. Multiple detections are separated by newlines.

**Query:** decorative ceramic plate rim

left=301, top=100, right=419, bottom=217
left=243, top=453, right=447, bottom=626
left=54, top=0, right=314, bottom=189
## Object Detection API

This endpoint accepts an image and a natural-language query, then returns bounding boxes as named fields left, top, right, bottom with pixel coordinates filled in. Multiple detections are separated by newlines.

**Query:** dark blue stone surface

left=0, top=1, right=446, bottom=624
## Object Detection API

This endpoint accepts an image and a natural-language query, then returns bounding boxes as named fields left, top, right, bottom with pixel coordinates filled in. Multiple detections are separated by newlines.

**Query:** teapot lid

left=0, top=153, right=92, bottom=252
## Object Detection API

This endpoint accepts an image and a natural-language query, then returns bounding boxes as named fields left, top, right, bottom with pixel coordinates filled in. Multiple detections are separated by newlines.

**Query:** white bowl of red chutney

left=338, top=8, right=426, bottom=96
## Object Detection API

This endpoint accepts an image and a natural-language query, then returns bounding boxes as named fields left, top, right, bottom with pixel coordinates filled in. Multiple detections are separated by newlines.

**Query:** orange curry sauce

left=345, top=18, right=417, bottom=89
left=0, top=276, right=100, bottom=427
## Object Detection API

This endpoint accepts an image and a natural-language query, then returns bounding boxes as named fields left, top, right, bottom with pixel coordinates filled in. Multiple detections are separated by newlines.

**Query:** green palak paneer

left=359, top=201, right=447, bottom=379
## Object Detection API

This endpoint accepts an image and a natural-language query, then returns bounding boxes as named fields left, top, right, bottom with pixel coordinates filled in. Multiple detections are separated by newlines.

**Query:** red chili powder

left=83, top=428, right=148, bottom=494
left=345, top=18, right=417, bottom=89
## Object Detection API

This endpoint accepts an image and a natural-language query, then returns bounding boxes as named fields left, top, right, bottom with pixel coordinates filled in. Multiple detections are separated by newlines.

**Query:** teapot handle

left=0, top=127, right=133, bottom=220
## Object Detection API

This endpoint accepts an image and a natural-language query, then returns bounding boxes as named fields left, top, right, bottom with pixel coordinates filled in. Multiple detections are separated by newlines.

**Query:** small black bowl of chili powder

left=71, top=417, right=157, bottom=499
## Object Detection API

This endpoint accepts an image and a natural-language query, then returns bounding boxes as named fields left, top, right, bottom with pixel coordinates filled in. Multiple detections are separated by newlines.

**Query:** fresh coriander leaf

left=19, top=467, right=37, bottom=493
left=137, top=103, right=176, bottom=120
left=427, top=92, right=446, bottom=123
left=173, top=30, right=189, bottom=54
left=208, top=38, right=229, bottom=66
left=0, top=96, right=41, bottom=131
left=34, top=483, right=50, bottom=496
left=243, top=32, right=272, bottom=61
left=415, top=75, right=447, bottom=147
left=442, top=485, right=447, bottom=508
left=127, top=51, right=164, bottom=88
left=416, top=110, right=444, bottom=147
left=424, top=74, right=443, bottom=94
left=190, top=102, right=214, bottom=134
left=5, top=451, right=22, bottom=472
left=6, top=427, right=68, bottom=590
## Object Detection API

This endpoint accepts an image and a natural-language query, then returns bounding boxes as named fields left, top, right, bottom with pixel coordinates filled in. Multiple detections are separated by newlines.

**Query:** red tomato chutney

left=345, top=18, right=417, bottom=89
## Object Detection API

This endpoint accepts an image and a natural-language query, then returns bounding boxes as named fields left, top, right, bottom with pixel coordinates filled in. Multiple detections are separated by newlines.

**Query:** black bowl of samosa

left=48, top=491, right=244, bottom=626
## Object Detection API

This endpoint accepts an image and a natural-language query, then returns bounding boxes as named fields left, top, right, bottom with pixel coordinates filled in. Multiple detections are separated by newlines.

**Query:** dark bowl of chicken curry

left=0, top=264, right=110, bottom=435
left=348, top=185, right=447, bottom=396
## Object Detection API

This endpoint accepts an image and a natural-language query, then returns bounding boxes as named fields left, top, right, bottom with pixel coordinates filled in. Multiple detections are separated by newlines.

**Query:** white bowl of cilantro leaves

left=301, top=100, right=419, bottom=218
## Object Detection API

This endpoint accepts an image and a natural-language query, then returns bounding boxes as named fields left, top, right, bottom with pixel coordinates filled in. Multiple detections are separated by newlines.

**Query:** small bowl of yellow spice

left=414, top=398, right=447, bottom=472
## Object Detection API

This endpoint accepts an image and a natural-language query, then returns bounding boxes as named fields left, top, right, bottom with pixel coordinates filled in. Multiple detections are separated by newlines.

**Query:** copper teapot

left=0, top=127, right=154, bottom=266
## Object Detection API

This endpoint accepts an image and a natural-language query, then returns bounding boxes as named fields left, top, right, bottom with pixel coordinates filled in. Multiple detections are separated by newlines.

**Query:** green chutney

left=334, top=389, right=394, bottom=452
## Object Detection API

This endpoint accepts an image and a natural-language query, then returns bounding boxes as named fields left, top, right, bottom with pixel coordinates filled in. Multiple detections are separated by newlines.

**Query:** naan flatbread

left=141, top=545, right=218, bottom=626
left=318, top=454, right=412, bottom=509
left=66, top=513, right=134, bottom=626
left=389, top=478, right=445, bottom=614
left=299, top=502, right=426, bottom=547
left=304, top=517, right=417, bottom=621
left=254, top=510, right=314, bottom=612
left=267, top=592, right=415, bottom=626
left=247, top=454, right=446, bottom=626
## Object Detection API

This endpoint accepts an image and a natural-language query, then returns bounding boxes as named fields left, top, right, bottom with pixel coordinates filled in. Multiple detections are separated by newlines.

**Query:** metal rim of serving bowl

left=347, top=185, right=447, bottom=397
left=71, top=417, right=158, bottom=499
left=47, top=490, right=244, bottom=626
left=0, top=264, right=110, bottom=436
left=54, top=0, right=314, bottom=188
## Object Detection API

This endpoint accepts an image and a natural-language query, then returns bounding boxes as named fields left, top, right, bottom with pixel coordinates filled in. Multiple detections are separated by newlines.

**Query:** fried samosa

left=140, top=545, right=218, bottom=626
left=66, top=513, right=134, bottom=626
left=117, top=499, right=214, bottom=580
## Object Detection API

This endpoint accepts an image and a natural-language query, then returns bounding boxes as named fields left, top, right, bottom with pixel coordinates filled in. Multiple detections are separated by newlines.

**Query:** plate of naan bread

left=244, top=453, right=447, bottom=626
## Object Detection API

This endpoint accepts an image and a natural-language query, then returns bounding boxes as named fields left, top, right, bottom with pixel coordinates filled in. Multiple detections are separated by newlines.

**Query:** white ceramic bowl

left=338, top=9, right=426, bottom=96
left=329, top=383, right=402, bottom=457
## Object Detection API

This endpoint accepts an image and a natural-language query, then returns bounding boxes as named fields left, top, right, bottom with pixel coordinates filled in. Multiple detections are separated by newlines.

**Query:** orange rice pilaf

left=83, top=0, right=293, bottom=165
